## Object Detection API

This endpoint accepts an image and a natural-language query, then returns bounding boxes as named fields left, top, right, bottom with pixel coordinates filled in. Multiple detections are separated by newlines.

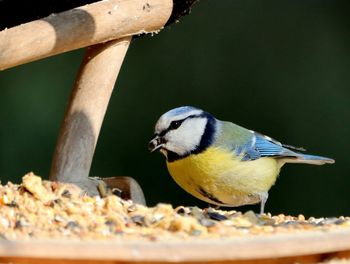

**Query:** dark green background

left=0, top=1, right=349, bottom=217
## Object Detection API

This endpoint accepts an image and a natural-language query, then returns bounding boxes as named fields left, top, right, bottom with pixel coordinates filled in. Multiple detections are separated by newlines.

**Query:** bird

left=148, top=106, right=335, bottom=214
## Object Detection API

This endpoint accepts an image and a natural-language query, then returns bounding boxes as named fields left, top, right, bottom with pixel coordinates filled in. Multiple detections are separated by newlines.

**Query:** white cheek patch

left=165, top=118, right=207, bottom=155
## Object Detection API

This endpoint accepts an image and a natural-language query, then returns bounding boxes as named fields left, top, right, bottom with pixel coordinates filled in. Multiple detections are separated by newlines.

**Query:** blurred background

left=0, top=0, right=349, bottom=217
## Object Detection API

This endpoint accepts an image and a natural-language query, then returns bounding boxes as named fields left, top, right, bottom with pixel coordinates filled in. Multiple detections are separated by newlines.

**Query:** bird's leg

left=259, top=192, right=269, bottom=214
left=203, top=204, right=220, bottom=215
left=208, top=204, right=221, bottom=210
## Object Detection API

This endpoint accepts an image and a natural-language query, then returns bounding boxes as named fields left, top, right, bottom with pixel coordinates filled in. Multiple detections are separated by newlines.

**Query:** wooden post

left=49, top=37, right=131, bottom=195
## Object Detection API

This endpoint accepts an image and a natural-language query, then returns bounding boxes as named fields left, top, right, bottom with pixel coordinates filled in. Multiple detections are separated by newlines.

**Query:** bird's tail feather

left=284, top=154, right=335, bottom=165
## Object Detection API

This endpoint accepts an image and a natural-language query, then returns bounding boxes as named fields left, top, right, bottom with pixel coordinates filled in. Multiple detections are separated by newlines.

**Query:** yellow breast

left=166, top=147, right=282, bottom=206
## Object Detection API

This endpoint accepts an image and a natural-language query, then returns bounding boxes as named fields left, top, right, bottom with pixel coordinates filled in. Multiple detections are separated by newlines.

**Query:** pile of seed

left=0, top=172, right=349, bottom=240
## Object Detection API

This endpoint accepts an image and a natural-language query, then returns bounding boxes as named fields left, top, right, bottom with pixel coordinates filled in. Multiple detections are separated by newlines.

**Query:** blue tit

left=148, top=106, right=335, bottom=214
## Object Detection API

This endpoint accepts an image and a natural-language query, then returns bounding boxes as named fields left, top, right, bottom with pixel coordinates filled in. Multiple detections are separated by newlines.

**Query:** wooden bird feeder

left=1, top=1, right=350, bottom=263
left=0, top=0, right=196, bottom=201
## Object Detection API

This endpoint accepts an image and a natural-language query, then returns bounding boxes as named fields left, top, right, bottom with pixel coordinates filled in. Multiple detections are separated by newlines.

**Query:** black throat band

left=166, top=112, right=216, bottom=162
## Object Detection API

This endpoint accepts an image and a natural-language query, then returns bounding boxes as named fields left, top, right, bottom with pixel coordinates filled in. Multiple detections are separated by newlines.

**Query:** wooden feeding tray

left=0, top=227, right=349, bottom=263
left=0, top=1, right=349, bottom=264
left=0, top=173, right=348, bottom=263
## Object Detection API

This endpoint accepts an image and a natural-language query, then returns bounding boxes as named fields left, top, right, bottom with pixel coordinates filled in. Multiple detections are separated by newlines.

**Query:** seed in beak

left=148, top=140, right=157, bottom=152
left=148, top=136, right=165, bottom=152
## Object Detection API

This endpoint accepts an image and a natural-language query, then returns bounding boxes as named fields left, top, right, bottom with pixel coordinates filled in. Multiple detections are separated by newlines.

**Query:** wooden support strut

left=50, top=37, right=132, bottom=196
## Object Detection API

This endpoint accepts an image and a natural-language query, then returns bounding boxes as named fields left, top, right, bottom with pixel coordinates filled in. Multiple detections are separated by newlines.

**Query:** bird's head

left=148, top=106, right=217, bottom=162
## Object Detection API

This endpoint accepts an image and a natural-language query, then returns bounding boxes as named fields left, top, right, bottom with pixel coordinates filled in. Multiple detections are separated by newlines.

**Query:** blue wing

left=237, top=132, right=300, bottom=161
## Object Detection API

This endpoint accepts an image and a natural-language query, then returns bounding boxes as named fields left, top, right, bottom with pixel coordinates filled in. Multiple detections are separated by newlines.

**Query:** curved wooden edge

left=102, top=176, right=146, bottom=205
left=0, top=228, right=349, bottom=262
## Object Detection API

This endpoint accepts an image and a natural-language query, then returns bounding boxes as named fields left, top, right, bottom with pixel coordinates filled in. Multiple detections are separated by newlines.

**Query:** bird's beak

left=148, top=135, right=164, bottom=153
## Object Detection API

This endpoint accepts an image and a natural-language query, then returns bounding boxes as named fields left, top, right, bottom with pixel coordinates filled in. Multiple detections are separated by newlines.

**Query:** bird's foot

left=259, top=192, right=269, bottom=215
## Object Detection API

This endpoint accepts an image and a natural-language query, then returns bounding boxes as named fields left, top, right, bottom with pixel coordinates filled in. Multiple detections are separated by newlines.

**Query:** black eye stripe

left=158, top=119, right=184, bottom=137
left=158, top=114, right=204, bottom=137
left=169, top=120, right=183, bottom=130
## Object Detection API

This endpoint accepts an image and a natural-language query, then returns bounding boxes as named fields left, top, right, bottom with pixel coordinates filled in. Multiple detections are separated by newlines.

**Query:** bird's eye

left=169, top=120, right=182, bottom=130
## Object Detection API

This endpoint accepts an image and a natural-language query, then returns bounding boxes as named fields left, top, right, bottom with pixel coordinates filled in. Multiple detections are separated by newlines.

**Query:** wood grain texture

left=0, top=229, right=348, bottom=263
left=0, top=0, right=172, bottom=70
left=49, top=37, right=131, bottom=195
